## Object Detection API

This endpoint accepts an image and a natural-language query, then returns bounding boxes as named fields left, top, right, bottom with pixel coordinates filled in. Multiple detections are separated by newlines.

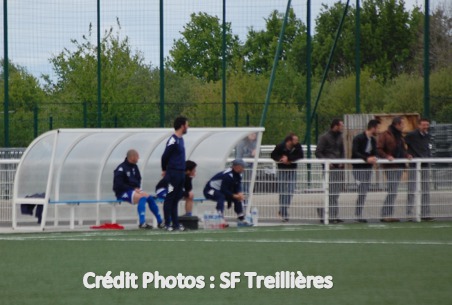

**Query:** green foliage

left=2, top=3, right=452, bottom=147
left=168, top=12, right=241, bottom=82
left=0, top=60, right=46, bottom=146
left=242, top=8, right=306, bottom=75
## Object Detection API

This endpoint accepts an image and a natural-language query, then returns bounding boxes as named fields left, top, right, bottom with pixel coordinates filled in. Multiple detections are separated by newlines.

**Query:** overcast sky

left=0, top=0, right=434, bottom=81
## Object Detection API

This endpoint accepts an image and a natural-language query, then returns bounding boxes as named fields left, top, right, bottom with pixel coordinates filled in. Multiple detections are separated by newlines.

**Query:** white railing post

left=414, top=161, right=422, bottom=222
left=323, top=160, right=330, bottom=225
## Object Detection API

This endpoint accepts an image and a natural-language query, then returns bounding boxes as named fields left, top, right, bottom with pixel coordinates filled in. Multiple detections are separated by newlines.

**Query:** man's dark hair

left=174, top=116, right=188, bottom=130
left=284, top=134, right=294, bottom=143
left=367, top=119, right=380, bottom=130
left=392, top=116, right=402, bottom=126
left=185, top=160, right=197, bottom=171
left=330, top=118, right=343, bottom=129
left=419, top=117, right=430, bottom=124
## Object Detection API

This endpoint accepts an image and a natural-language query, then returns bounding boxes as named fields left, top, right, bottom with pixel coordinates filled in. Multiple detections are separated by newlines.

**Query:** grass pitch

left=1, top=222, right=452, bottom=305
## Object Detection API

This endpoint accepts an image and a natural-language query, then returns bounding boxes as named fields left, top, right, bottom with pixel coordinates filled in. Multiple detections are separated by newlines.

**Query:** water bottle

left=251, top=207, right=258, bottom=226
left=203, top=211, right=210, bottom=229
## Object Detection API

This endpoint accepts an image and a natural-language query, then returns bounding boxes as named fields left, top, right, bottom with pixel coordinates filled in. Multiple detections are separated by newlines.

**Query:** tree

left=313, top=0, right=421, bottom=81
left=43, top=20, right=157, bottom=128
left=168, top=12, right=241, bottom=82
left=242, top=8, right=306, bottom=75
left=0, top=60, right=46, bottom=146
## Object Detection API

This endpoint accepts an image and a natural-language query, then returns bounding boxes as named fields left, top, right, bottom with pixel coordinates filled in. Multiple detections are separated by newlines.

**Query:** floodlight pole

left=96, top=0, right=102, bottom=128
left=159, top=0, right=165, bottom=127
left=423, top=0, right=430, bottom=119
left=3, top=0, right=10, bottom=147
left=222, top=0, right=227, bottom=127
left=355, top=0, right=361, bottom=114
left=306, top=0, right=312, bottom=159
left=260, top=0, right=292, bottom=127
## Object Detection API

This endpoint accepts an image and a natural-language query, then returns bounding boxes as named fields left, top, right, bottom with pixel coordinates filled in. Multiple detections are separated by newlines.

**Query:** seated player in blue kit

left=113, top=149, right=164, bottom=229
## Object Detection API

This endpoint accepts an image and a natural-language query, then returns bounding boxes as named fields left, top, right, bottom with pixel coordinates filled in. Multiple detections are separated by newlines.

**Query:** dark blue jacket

left=161, top=134, right=186, bottom=171
left=352, top=132, right=377, bottom=169
left=271, top=142, right=304, bottom=169
left=204, top=168, right=242, bottom=201
left=113, top=158, right=141, bottom=198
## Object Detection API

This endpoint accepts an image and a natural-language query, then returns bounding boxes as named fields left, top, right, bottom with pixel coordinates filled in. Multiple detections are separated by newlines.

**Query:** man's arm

left=113, top=168, right=129, bottom=195
left=161, top=137, right=176, bottom=171
left=315, top=135, right=326, bottom=159
left=289, top=143, right=304, bottom=161
left=352, top=134, right=367, bottom=161
left=270, top=144, right=283, bottom=162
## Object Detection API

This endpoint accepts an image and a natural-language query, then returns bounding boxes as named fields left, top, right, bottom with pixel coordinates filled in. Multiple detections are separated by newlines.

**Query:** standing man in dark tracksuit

left=271, top=133, right=304, bottom=222
left=315, top=119, right=345, bottom=224
left=113, top=149, right=164, bottom=229
left=203, top=159, right=252, bottom=227
left=161, top=116, right=189, bottom=231
left=405, top=118, right=434, bottom=221
left=351, top=119, right=380, bottom=223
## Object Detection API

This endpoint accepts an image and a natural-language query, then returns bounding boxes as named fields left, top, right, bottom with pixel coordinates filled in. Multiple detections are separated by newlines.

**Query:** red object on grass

left=90, top=223, right=124, bottom=230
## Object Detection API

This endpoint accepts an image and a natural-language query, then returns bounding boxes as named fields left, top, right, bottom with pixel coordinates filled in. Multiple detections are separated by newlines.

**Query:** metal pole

left=222, top=0, right=227, bottom=127
left=234, top=101, right=239, bottom=127
left=309, top=0, right=350, bottom=123
left=423, top=0, right=430, bottom=119
left=159, top=0, right=165, bottom=127
left=96, top=0, right=102, bottom=127
left=3, top=0, right=9, bottom=147
left=83, top=101, right=88, bottom=128
left=355, top=0, right=361, bottom=114
left=306, top=0, right=312, bottom=159
left=33, top=106, right=38, bottom=138
left=260, top=0, right=292, bottom=127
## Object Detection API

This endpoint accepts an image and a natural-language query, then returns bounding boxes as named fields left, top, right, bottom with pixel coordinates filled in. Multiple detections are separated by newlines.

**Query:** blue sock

left=138, top=197, right=147, bottom=224
left=147, top=196, right=163, bottom=224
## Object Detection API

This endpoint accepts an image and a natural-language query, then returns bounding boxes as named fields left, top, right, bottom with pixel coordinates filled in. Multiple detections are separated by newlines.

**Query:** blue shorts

left=117, top=190, right=136, bottom=204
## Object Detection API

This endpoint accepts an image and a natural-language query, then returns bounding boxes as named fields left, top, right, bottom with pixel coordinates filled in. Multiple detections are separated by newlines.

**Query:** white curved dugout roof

left=12, top=127, right=264, bottom=229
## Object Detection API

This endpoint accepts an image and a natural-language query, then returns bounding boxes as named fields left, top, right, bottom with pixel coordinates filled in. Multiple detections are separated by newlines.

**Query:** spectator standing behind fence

left=351, top=119, right=380, bottom=223
left=315, top=119, right=345, bottom=224
left=113, top=149, right=164, bottom=229
left=377, top=117, right=412, bottom=223
left=203, top=159, right=252, bottom=227
left=235, top=133, right=257, bottom=205
left=161, top=116, right=189, bottom=231
left=271, top=133, right=304, bottom=222
left=405, top=118, right=434, bottom=221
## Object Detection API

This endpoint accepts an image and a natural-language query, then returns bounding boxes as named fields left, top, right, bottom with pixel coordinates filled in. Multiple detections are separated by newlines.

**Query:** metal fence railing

left=4, top=158, right=452, bottom=226
left=226, top=158, right=452, bottom=224
left=0, top=160, right=20, bottom=223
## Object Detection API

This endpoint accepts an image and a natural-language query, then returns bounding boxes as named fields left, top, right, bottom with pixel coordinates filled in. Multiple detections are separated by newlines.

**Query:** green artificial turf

left=1, top=222, right=451, bottom=305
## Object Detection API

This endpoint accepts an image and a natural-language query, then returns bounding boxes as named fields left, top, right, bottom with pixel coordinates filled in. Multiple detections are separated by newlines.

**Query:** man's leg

left=233, top=200, right=245, bottom=220
left=329, top=169, right=343, bottom=220
left=382, top=169, right=402, bottom=218
left=147, top=196, right=163, bottom=226
left=278, top=170, right=289, bottom=219
left=184, top=191, right=194, bottom=216
left=421, top=168, right=431, bottom=218
left=407, top=166, right=416, bottom=216
left=354, top=169, right=371, bottom=219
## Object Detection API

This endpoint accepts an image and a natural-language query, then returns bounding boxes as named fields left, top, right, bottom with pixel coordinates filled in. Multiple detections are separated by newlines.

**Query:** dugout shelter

left=12, top=127, right=264, bottom=230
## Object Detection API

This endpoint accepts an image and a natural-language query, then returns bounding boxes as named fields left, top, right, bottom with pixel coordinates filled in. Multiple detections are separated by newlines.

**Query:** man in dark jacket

left=315, top=119, right=345, bottom=224
left=271, top=133, right=304, bottom=222
left=377, top=117, right=412, bottom=222
left=351, top=119, right=380, bottom=222
left=405, top=118, right=433, bottom=221
left=203, top=159, right=252, bottom=227
left=161, top=116, right=188, bottom=231
left=113, top=149, right=164, bottom=229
